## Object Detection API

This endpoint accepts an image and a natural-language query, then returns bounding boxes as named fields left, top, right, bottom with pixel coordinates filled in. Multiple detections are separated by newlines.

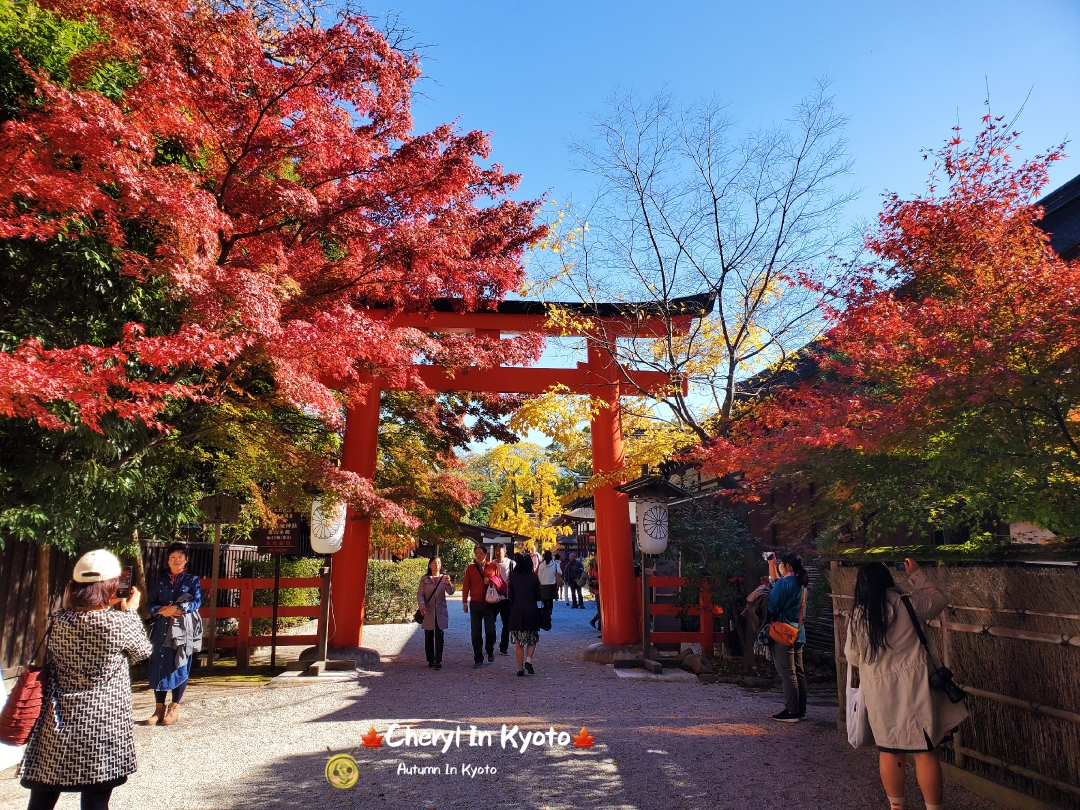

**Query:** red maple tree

left=702, top=119, right=1080, bottom=532
left=0, top=0, right=546, bottom=521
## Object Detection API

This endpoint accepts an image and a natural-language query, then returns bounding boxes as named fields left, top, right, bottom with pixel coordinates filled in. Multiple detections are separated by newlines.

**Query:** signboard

left=253, top=512, right=304, bottom=554
left=197, top=494, right=241, bottom=525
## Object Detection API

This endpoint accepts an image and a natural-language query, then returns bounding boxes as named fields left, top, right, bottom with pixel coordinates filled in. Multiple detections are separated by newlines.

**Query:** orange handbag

left=768, top=586, right=806, bottom=647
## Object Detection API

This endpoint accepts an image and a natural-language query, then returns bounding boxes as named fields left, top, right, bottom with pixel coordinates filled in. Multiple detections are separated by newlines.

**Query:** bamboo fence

left=829, top=560, right=1080, bottom=809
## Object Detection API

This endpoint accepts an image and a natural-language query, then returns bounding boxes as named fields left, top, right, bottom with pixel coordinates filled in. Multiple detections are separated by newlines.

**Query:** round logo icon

left=325, top=753, right=359, bottom=789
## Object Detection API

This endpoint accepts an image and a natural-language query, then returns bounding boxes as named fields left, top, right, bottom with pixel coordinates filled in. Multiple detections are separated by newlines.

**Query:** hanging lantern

left=636, top=498, right=669, bottom=555
left=310, top=497, right=347, bottom=554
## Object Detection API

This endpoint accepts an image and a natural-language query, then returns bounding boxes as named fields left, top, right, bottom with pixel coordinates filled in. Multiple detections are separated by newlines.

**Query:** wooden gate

left=199, top=576, right=323, bottom=668
left=647, top=576, right=725, bottom=656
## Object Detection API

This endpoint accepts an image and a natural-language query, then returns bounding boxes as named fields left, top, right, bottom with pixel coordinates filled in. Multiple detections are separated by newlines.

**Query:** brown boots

left=138, top=702, right=179, bottom=726
left=138, top=703, right=165, bottom=726
left=162, top=702, right=180, bottom=726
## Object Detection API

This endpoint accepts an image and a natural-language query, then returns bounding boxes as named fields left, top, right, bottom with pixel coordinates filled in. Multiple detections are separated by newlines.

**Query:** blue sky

left=372, top=0, right=1080, bottom=222
left=363, top=1, right=1080, bottom=451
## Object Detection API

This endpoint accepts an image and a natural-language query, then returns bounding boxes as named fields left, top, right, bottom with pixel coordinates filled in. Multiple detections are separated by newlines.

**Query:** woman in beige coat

left=845, top=559, right=968, bottom=810
left=417, top=556, right=455, bottom=669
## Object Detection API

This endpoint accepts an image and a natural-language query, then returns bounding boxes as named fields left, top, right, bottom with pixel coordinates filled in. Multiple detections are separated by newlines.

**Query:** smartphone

left=116, top=566, right=133, bottom=598
left=893, top=561, right=906, bottom=572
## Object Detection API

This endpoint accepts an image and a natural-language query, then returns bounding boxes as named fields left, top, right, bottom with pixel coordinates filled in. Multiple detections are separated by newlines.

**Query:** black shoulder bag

left=900, top=595, right=967, bottom=704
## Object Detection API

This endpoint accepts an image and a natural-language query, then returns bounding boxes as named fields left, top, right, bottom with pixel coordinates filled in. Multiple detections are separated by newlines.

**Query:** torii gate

left=331, top=294, right=712, bottom=649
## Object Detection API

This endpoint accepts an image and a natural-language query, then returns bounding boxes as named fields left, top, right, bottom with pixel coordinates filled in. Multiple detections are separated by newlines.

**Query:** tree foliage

left=704, top=119, right=1080, bottom=541
left=0, top=0, right=546, bottom=550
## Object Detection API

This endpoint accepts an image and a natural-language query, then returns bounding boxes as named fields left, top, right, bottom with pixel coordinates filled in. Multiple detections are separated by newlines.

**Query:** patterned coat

left=147, top=571, right=202, bottom=691
left=21, top=609, right=153, bottom=787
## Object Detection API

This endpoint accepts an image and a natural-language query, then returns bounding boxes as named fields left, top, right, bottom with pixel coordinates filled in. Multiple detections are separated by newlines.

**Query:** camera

left=762, top=552, right=775, bottom=562
left=928, top=665, right=967, bottom=704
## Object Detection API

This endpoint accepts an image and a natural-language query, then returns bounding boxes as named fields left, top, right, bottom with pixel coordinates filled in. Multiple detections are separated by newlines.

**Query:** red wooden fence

left=647, top=576, right=725, bottom=657
left=198, top=577, right=322, bottom=668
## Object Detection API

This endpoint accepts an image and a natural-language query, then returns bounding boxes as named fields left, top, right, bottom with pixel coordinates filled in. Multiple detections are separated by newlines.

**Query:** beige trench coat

left=844, top=567, right=969, bottom=750
left=417, top=574, right=455, bottom=631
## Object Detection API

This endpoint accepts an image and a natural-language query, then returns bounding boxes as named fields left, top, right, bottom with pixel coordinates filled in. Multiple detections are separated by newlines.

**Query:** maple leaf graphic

left=361, top=727, right=384, bottom=748
left=572, top=727, right=595, bottom=748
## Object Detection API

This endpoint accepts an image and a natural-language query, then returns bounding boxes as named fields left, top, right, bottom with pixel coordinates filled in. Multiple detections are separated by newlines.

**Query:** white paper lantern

left=310, top=497, right=347, bottom=554
left=636, top=498, right=669, bottom=555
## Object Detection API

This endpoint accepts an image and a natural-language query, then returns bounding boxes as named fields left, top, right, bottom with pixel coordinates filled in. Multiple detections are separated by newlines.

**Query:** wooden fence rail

left=647, top=576, right=725, bottom=657
left=198, top=576, right=322, bottom=668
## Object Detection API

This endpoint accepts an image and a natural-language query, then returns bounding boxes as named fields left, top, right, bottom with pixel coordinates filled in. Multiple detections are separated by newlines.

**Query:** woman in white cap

left=19, top=549, right=152, bottom=810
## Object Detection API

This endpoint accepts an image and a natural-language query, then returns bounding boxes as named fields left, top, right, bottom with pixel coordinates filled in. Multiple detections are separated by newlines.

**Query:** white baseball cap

left=73, top=549, right=122, bottom=583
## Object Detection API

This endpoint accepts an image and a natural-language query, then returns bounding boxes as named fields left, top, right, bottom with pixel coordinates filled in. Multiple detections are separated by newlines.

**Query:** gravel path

left=0, top=599, right=999, bottom=810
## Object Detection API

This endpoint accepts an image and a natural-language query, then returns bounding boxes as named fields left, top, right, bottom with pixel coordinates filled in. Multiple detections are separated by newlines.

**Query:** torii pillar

left=331, top=384, right=381, bottom=647
left=588, top=340, right=640, bottom=646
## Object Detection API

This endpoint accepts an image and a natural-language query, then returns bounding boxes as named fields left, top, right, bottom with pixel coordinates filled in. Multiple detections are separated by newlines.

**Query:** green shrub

left=240, top=556, right=323, bottom=636
left=438, top=536, right=475, bottom=581
left=365, top=558, right=428, bottom=623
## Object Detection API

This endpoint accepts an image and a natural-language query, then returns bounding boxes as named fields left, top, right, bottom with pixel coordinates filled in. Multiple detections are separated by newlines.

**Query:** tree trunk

left=33, top=544, right=51, bottom=665
left=128, top=529, right=151, bottom=620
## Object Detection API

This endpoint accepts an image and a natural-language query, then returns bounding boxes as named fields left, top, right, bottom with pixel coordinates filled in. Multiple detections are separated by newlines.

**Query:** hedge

left=365, top=558, right=429, bottom=623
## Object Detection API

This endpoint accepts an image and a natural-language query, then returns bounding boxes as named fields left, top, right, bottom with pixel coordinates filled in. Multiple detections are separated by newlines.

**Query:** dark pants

left=771, top=640, right=807, bottom=715
left=24, top=778, right=125, bottom=810
left=592, top=594, right=602, bottom=630
left=494, top=599, right=512, bottom=653
left=154, top=681, right=187, bottom=704
left=568, top=581, right=583, bottom=607
left=424, top=628, right=444, bottom=664
left=470, top=603, right=495, bottom=662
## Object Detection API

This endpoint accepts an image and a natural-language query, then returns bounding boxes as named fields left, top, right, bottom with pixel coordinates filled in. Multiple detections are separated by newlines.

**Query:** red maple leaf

left=361, top=727, right=384, bottom=749
left=572, top=727, right=595, bottom=748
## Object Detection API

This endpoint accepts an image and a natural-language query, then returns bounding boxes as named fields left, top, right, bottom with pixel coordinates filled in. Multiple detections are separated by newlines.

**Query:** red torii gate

left=331, top=294, right=712, bottom=649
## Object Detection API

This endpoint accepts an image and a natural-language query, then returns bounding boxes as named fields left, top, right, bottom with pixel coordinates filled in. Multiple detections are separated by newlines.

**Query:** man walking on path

left=492, top=543, right=514, bottom=656
left=462, top=546, right=496, bottom=668
left=565, top=552, right=585, bottom=609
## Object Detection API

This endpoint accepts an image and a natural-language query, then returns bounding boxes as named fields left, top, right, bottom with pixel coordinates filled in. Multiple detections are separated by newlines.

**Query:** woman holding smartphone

left=141, top=543, right=201, bottom=727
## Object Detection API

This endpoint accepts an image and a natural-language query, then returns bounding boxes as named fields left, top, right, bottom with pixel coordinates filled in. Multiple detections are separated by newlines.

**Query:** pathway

left=0, top=599, right=998, bottom=809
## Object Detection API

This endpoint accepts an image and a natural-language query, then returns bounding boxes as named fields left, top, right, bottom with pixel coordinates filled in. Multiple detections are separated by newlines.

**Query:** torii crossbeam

left=331, top=294, right=713, bottom=649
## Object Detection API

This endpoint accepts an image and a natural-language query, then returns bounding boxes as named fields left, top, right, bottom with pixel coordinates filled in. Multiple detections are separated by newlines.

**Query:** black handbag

left=539, top=606, right=552, bottom=632
left=900, top=595, right=967, bottom=704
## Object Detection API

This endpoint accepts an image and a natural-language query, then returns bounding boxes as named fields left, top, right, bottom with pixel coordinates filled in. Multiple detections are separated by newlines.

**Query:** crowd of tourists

left=443, top=544, right=596, bottom=676
left=4, top=537, right=966, bottom=810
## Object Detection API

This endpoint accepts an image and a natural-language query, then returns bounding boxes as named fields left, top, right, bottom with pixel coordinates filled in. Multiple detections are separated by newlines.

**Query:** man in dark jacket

left=462, top=546, right=496, bottom=668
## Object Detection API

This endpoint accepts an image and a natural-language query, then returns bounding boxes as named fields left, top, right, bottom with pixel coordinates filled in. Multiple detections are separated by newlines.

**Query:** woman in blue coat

left=141, top=543, right=201, bottom=727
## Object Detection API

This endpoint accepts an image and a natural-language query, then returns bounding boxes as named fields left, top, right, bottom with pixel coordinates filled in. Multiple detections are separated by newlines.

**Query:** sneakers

left=524, top=662, right=535, bottom=675
left=772, top=710, right=802, bottom=723
left=434, top=663, right=442, bottom=670
left=474, top=660, right=484, bottom=668
left=517, top=669, right=525, bottom=677
left=499, top=650, right=509, bottom=656
left=487, top=652, right=494, bottom=663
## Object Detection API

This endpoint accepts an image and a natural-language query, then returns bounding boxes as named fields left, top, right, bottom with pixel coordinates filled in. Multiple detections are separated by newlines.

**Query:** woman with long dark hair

left=766, top=550, right=810, bottom=722
left=845, top=559, right=968, bottom=810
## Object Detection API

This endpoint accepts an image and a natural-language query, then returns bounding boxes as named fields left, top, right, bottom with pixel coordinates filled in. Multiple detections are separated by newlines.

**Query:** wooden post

left=270, top=553, right=281, bottom=668
left=938, top=562, right=964, bottom=768
left=641, top=553, right=651, bottom=658
left=33, top=544, right=50, bottom=664
left=700, top=585, right=714, bottom=658
left=830, top=561, right=846, bottom=730
left=317, top=556, right=331, bottom=662
left=206, top=522, right=222, bottom=669
left=237, top=577, right=253, bottom=668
